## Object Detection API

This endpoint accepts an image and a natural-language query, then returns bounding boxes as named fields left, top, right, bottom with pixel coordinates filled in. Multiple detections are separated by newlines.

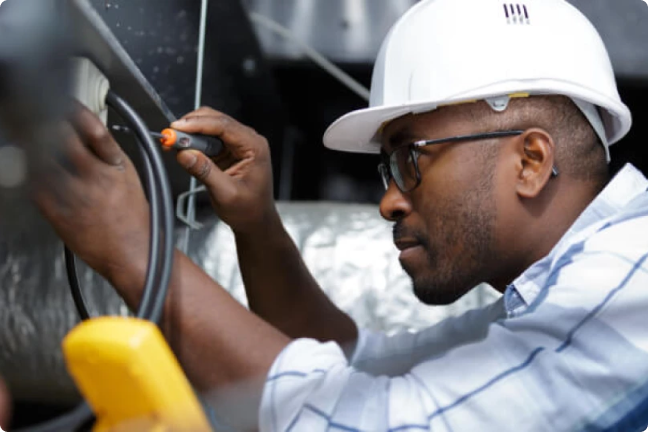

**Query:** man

left=34, top=0, right=648, bottom=430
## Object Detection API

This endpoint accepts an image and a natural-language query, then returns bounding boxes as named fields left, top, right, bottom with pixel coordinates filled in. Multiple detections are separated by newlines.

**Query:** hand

left=33, top=102, right=150, bottom=284
left=0, top=375, right=10, bottom=430
left=171, top=107, right=278, bottom=235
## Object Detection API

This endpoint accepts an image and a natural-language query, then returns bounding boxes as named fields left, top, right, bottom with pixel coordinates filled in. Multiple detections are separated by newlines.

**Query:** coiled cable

left=16, top=90, right=176, bottom=431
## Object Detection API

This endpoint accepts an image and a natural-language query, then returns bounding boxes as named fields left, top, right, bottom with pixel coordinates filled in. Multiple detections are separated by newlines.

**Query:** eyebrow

left=386, top=127, right=419, bottom=151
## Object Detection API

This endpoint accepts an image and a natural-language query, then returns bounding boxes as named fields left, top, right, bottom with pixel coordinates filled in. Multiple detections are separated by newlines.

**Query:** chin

left=409, top=270, right=475, bottom=305
left=413, top=284, right=467, bottom=305
left=401, top=250, right=478, bottom=305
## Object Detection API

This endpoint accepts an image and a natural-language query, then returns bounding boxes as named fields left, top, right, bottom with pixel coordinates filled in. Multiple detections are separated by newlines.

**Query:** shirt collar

left=504, top=163, right=648, bottom=316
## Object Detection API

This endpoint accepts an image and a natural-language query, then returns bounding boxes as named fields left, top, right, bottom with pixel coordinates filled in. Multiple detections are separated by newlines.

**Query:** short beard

left=405, top=164, right=497, bottom=305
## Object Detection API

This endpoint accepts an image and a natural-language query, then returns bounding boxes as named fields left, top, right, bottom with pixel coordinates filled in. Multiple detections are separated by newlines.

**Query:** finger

left=32, top=122, right=99, bottom=204
left=177, top=106, right=220, bottom=120
left=211, top=150, right=238, bottom=171
left=70, top=101, right=126, bottom=167
left=170, top=114, right=266, bottom=160
left=30, top=162, right=80, bottom=218
left=56, top=122, right=94, bottom=176
left=176, top=150, right=237, bottom=203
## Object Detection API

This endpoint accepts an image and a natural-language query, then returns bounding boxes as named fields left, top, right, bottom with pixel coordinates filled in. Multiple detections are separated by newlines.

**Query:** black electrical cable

left=105, top=90, right=175, bottom=324
left=11, top=403, right=94, bottom=432
left=63, top=91, right=174, bottom=324
left=135, top=146, right=163, bottom=319
left=64, top=246, right=90, bottom=320
left=64, top=135, right=162, bottom=322
left=16, top=91, right=177, bottom=432
left=105, top=94, right=218, bottom=431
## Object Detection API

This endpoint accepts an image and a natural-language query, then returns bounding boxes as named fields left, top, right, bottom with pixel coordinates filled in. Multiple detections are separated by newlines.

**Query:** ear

left=515, top=128, right=556, bottom=199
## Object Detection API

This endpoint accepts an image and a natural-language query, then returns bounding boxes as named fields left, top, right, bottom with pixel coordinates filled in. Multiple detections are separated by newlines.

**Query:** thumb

left=176, top=150, right=233, bottom=200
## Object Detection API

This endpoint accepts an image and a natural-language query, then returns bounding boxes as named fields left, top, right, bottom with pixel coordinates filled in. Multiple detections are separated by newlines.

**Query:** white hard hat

left=323, top=0, right=632, bottom=162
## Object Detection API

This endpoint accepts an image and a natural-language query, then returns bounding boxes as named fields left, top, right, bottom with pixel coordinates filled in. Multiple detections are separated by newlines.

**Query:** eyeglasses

left=377, top=130, right=558, bottom=193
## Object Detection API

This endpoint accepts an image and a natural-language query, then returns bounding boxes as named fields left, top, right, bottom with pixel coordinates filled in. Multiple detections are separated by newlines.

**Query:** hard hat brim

left=323, top=87, right=632, bottom=155
left=322, top=101, right=441, bottom=154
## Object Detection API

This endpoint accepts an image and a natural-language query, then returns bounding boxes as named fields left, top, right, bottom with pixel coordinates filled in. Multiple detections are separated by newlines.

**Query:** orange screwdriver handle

left=159, top=128, right=223, bottom=158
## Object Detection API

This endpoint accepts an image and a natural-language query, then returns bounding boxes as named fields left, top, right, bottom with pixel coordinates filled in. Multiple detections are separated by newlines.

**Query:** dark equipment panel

left=87, top=0, right=287, bottom=201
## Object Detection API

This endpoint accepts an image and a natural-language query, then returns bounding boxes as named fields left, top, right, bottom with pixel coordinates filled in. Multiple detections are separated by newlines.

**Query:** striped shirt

left=260, top=163, right=648, bottom=432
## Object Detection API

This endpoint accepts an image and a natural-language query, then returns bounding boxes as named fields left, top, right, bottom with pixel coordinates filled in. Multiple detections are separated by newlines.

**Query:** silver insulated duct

left=0, top=202, right=499, bottom=405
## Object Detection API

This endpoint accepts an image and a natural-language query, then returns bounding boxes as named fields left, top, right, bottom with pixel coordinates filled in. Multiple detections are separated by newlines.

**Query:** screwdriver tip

left=111, top=124, right=163, bottom=141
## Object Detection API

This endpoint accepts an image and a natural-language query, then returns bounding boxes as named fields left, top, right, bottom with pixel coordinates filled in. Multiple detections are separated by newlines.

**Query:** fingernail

left=170, top=118, right=186, bottom=127
left=178, top=150, right=198, bottom=168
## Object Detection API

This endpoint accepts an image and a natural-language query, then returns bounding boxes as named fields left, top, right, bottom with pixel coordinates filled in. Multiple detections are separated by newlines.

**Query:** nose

left=379, top=181, right=412, bottom=222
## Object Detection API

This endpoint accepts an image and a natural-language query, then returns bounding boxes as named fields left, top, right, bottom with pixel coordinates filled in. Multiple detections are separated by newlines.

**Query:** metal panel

left=244, top=0, right=417, bottom=64
left=70, top=0, right=176, bottom=129
left=198, top=0, right=288, bottom=201
left=72, top=0, right=195, bottom=198
left=85, top=0, right=202, bottom=121
left=86, top=0, right=288, bottom=199
left=244, top=0, right=648, bottom=80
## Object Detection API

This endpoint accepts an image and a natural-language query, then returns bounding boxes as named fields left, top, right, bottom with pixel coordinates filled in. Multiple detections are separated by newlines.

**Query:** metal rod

left=179, top=0, right=210, bottom=252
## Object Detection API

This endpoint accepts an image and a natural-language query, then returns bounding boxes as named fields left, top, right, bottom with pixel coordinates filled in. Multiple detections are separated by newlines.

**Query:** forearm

left=234, top=210, right=358, bottom=348
left=0, top=377, right=8, bottom=431
left=109, top=250, right=290, bottom=393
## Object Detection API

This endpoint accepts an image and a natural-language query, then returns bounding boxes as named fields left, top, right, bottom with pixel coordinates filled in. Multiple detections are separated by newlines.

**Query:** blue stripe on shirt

left=523, top=240, right=586, bottom=315
left=389, top=424, right=432, bottom=431
left=421, top=251, right=648, bottom=422
left=409, top=372, right=453, bottom=431
left=555, top=252, right=648, bottom=352
left=584, top=376, right=648, bottom=432
left=269, top=248, right=648, bottom=431
left=267, top=371, right=307, bottom=382
left=601, top=397, right=648, bottom=432
left=270, top=247, right=647, bottom=431
left=300, top=404, right=361, bottom=431
left=426, top=347, right=545, bottom=422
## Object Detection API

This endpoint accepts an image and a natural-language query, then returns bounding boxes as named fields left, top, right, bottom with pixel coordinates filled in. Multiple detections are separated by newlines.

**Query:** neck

left=489, top=181, right=599, bottom=292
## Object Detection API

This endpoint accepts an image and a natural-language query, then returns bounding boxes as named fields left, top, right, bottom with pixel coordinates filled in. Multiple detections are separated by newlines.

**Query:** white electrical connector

left=70, top=57, right=110, bottom=125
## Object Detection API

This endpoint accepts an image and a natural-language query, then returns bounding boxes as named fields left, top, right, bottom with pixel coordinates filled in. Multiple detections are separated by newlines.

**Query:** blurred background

left=89, top=0, right=648, bottom=207
left=0, top=0, right=646, bottom=428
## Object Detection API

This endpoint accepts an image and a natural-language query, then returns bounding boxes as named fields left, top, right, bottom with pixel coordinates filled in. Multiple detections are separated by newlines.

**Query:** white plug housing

left=70, top=57, right=110, bottom=125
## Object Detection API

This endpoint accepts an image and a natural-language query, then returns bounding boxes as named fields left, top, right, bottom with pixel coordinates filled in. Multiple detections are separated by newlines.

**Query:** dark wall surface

left=87, top=0, right=287, bottom=200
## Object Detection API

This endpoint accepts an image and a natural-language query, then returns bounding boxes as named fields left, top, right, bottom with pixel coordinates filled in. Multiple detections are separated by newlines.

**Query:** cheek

left=490, top=167, right=517, bottom=237
left=413, top=155, right=480, bottom=218
left=417, top=147, right=477, bottom=191
left=410, top=177, right=469, bottom=246
left=413, top=159, right=498, bottom=250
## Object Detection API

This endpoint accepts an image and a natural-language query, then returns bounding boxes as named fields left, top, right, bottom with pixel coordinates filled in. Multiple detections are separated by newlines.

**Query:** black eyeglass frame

left=378, top=130, right=559, bottom=192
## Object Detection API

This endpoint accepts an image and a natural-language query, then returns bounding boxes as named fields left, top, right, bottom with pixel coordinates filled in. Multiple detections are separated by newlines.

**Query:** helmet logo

left=503, top=3, right=530, bottom=25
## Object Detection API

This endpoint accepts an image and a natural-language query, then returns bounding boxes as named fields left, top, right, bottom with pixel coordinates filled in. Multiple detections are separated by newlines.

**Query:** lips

left=393, top=222, right=426, bottom=253
left=394, top=238, right=421, bottom=251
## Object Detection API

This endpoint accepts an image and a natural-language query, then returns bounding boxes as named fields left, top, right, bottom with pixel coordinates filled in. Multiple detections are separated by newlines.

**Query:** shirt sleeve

left=259, top=216, right=648, bottom=432
left=348, top=297, right=506, bottom=377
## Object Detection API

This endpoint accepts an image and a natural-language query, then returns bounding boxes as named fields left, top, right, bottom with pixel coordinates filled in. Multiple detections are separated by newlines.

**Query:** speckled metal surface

left=83, top=0, right=286, bottom=199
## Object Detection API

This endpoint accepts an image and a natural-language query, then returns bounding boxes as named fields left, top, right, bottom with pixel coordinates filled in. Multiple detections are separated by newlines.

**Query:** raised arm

left=171, top=108, right=357, bottom=349
left=32, top=104, right=353, bottom=428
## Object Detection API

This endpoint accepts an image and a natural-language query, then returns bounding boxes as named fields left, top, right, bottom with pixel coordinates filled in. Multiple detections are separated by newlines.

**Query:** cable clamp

left=176, top=185, right=207, bottom=230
